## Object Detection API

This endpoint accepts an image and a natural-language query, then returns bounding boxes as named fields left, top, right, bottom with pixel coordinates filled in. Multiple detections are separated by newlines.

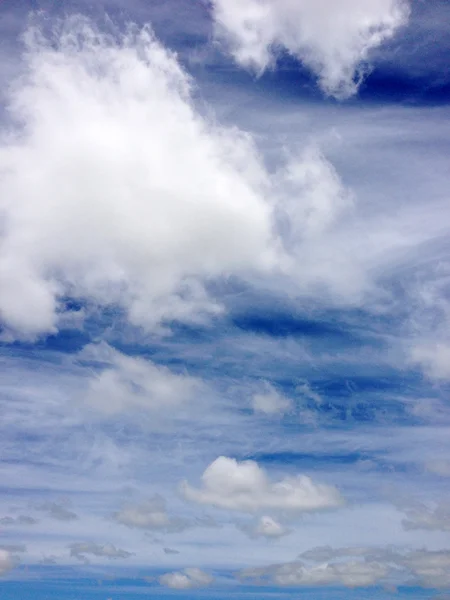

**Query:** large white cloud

left=0, top=16, right=278, bottom=339
left=181, top=456, right=343, bottom=512
left=210, top=0, right=410, bottom=98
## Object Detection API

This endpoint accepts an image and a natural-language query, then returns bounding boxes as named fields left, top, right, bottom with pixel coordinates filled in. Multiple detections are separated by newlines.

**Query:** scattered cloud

left=36, top=501, right=78, bottom=522
left=181, top=456, right=343, bottom=512
left=81, top=343, right=200, bottom=415
left=113, top=495, right=187, bottom=532
left=210, top=0, right=410, bottom=97
left=252, top=383, right=293, bottom=415
left=0, top=544, right=26, bottom=554
left=69, top=542, right=133, bottom=562
left=241, top=546, right=450, bottom=588
left=402, top=502, right=450, bottom=532
left=159, top=567, right=214, bottom=589
left=410, top=343, right=450, bottom=381
left=0, top=515, right=38, bottom=525
left=240, top=515, right=291, bottom=539
left=426, top=460, right=450, bottom=478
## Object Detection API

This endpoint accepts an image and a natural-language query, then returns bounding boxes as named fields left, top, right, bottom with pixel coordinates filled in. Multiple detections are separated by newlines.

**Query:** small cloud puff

left=159, top=567, right=214, bottom=590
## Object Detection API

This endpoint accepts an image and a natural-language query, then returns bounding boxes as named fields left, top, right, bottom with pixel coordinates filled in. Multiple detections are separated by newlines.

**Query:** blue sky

left=0, top=0, right=450, bottom=598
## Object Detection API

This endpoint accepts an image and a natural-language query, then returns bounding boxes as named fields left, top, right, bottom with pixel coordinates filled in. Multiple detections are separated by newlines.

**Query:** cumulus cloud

left=181, top=456, right=343, bottom=512
left=113, top=495, right=187, bottom=532
left=159, top=567, right=213, bottom=589
left=210, top=0, right=410, bottom=98
left=81, top=343, right=200, bottom=415
left=69, top=542, right=132, bottom=562
left=0, top=550, right=13, bottom=576
left=241, top=515, right=291, bottom=539
left=252, top=383, right=293, bottom=415
left=0, top=16, right=278, bottom=340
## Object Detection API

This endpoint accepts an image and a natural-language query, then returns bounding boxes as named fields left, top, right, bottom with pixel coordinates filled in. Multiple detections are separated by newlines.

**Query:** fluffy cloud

left=113, top=495, right=187, bottom=532
left=252, top=383, right=293, bottom=415
left=69, top=542, right=132, bottom=561
left=181, top=456, right=343, bottom=512
left=0, top=550, right=13, bottom=576
left=159, top=567, right=213, bottom=589
left=0, top=16, right=278, bottom=340
left=241, top=515, right=291, bottom=539
left=210, top=0, right=410, bottom=98
left=81, top=343, right=200, bottom=415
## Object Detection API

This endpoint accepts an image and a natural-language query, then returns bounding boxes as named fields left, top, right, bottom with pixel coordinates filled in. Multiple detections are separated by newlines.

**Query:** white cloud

left=0, top=550, right=13, bottom=576
left=252, top=383, right=293, bottom=415
left=410, top=343, right=450, bottom=381
left=113, top=495, right=186, bottom=531
left=402, top=502, right=450, bottom=532
left=404, top=550, right=450, bottom=588
left=426, top=460, right=450, bottom=478
left=210, top=0, right=410, bottom=98
left=159, top=567, right=213, bottom=589
left=0, top=16, right=278, bottom=340
left=181, top=456, right=343, bottom=512
left=81, top=343, right=200, bottom=415
left=36, top=501, right=78, bottom=521
left=242, top=515, right=291, bottom=539
left=69, top=542, right=132, bottom=561
left=274, top=560, right=388, bottom=587
left=242, top=547, right=450, bottom=588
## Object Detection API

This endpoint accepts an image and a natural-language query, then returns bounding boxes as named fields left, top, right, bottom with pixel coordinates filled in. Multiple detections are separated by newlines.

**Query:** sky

left=0, top=0, right=449, bottom=598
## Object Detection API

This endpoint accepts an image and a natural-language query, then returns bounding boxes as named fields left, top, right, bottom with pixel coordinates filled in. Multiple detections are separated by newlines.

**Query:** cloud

left=0, top=544, right=26, bottom=554
left=0, top=550, right=13, bottom=576
left=241, top=515, right=291, bottom=539
left=404, top=550, right=450, bottom=589
left=81, top=343, right=200, bottom=415
left=181, top=456, right=343, bottom=512
left=410, top=343, right=450, bottom=381
left=0, top=15, right=278, bottom=340
left=113, top=495, right=187, bottom=532
left=426, top=460, right=450, bottom=478
left=241, top=547, right=450, bottom=588
left=402, top=502, right=450, bottom=532
left=210, top=0, right=410, bottom=98
left=36, top=501, right=78, bottom=521
left=69, top=542, right=132, bottom=561
left=252, top=383, right=293, bottom=415
left=242, top=557, right=389, bottom=587
left=0, top=515, right=38, bottom=525
left=159, top=567, right=213, bottom=589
